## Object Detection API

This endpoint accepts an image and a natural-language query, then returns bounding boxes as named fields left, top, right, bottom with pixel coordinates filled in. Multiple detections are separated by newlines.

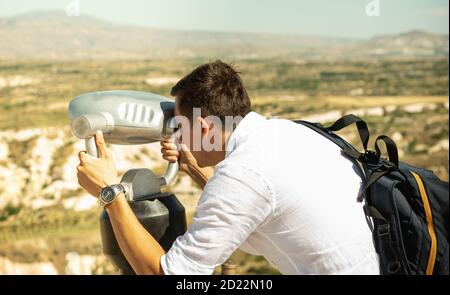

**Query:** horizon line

left=1, top=9, right=449, bottom=40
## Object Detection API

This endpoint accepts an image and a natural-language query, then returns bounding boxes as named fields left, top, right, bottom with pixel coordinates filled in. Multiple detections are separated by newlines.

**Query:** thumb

left=178, top=143, right=190, bottom=153
left=178, top=143, right=195, bottom=159
left=95, top=130, right=108, bottom=159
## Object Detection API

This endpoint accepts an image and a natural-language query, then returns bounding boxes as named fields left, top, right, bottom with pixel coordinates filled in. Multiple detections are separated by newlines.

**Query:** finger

left=77, top=173, right=91, bottom=193
left=78, top=151, right=87, bottom=164
left=161, top=141, right=178, bottom=150
left=95, top=130, right=108, bottom=159
left=161, top=148, right=179, bottom=157
left=163, top=155, right=178, bottom=163
left=76, top=165, right=83, bottom=172
left=160, top=138, right=172, bottom=145
left=179, top=143, right=191, bottom=153
left=77, top=172, right=85, bottom=186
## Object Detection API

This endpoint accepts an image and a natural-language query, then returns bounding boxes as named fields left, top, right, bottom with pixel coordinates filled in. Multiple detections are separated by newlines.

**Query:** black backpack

left=295, top=114, right=449, bottom=275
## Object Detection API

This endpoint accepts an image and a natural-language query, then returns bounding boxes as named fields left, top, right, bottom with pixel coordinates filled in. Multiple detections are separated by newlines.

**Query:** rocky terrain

left=0, top=127, right=200, bottom=210
left=0, top=126, right=202, bottom=274
left=0, top=45, right=447, bottom=274
left=0, top=98, right=447, bottom=274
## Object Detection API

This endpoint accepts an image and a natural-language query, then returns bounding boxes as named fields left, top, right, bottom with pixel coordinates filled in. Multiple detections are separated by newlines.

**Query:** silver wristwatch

left=99, top=184, right=126, bottom=208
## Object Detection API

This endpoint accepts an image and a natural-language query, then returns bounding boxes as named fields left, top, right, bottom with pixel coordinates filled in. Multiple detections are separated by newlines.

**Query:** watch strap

left=99, top=184, right=126, bottom=208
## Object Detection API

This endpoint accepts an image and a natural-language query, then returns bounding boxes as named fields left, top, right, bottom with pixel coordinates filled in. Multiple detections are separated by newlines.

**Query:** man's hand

left=76, top=131, right=119, bottom=197
left=160, top=138, right=214, bottom=189
left=76, top=131, right=164, bottom=274
left=160, top=138, right=198, bottom=173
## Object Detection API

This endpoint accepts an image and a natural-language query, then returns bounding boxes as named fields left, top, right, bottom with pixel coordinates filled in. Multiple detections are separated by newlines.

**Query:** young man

left=76, top=60, right=380, bottom=275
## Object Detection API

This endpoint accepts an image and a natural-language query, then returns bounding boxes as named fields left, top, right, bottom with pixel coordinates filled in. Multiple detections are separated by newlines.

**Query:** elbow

left=134, top=262, right=165, bottom=275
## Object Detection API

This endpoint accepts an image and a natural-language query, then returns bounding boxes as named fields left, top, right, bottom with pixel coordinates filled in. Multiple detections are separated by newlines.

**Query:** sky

left=0, top=0, right=448, bottom=38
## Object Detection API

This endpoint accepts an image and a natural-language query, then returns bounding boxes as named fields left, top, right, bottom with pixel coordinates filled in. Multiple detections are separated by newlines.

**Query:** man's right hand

left=160, top=138, right=214, bottom=189
left=160, top=138, right=196, bottom=173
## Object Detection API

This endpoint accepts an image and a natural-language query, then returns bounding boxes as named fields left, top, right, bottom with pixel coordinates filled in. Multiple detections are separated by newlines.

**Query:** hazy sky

left=0, top=0, right=448, bottom=38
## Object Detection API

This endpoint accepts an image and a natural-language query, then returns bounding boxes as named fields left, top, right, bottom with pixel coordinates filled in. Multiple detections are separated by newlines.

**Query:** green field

left=0, top=58, right=448, bottom=129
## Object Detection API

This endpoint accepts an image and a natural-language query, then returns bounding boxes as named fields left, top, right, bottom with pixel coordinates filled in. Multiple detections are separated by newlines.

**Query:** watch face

left=101, top=187, right=116, bottom=203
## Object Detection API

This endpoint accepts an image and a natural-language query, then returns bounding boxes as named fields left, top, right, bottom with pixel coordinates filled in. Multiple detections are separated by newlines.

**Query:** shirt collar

left=225, top=111, right=265, bottom=158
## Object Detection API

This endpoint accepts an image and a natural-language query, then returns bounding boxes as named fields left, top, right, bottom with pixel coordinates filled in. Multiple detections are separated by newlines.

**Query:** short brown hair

left=171, top=60, right=251, bottom=121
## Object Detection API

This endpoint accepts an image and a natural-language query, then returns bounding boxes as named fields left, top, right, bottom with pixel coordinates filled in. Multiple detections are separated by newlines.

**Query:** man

left=76, top=60, right=380, bottom=275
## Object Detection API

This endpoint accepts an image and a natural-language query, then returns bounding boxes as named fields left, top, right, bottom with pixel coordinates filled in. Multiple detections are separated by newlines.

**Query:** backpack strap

left=357, top=168, right=396, bottom=202
left=294, top=114, right=369, bottom=161
left=326, top=114, right=370, bottom=152
left=378, top=222, right=403, bottom=274
left=295, top=115, right=388, bottom=203
left=375, top=135, right=399, bottom=167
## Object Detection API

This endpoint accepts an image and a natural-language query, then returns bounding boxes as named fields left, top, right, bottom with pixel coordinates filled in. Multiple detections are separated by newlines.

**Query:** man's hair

left=171, top=60, right=251, bottom=121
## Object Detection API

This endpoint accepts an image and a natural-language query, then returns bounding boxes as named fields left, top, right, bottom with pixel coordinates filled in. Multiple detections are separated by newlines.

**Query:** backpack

left=295, top=114, right=449, bottom=275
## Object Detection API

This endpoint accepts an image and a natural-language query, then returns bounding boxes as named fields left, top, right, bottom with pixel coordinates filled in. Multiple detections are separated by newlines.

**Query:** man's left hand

left=76, top=131, right=119, bottom=197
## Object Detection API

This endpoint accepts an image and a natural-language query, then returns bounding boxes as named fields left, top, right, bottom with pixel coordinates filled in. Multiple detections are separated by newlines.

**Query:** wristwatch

left=99, top=184, right=126, bottom=208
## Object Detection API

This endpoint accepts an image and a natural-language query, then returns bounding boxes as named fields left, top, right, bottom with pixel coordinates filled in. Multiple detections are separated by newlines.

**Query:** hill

left=0, top=11, right=448, bottom=60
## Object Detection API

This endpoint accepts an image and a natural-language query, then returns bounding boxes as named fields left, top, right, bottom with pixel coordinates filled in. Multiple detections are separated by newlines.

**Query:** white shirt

left=161, top=112, right=380, bottom=275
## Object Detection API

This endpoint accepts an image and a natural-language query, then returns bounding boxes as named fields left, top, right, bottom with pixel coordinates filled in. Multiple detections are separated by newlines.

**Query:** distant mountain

left=361, top=30, right=449, bottom=57
left=0, top=10, right=448, bottom=60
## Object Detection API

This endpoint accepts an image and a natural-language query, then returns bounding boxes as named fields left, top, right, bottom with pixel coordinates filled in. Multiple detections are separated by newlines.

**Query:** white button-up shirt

left=161, top=112, right=380, bottom=274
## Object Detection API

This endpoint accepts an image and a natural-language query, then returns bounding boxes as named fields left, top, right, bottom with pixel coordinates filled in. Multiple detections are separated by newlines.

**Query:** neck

left=223, top=130, right=233, bottom=155
left=207, top=131, right=230, bottom=166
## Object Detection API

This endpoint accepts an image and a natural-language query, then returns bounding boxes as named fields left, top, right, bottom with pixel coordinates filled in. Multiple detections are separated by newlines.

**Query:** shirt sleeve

left=160, top=163, right=275, bottom=275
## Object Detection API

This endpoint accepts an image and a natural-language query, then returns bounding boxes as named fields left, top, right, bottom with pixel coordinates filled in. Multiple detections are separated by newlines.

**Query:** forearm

left=185, top=165, right=215, bottom=189
left=105, top=193, right=165, bottom=275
